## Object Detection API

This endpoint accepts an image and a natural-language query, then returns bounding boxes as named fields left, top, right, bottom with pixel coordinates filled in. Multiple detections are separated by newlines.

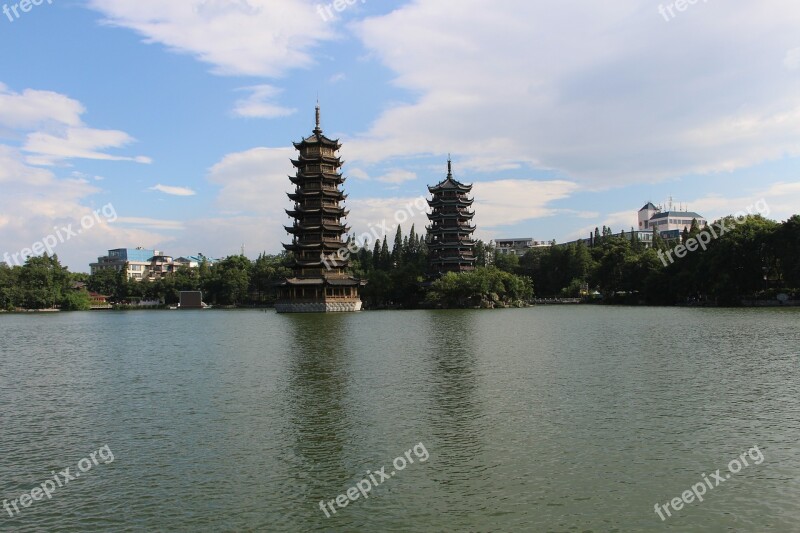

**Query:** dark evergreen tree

left=390, top=225, right=403, bottom=267
left=407, top=224, right=418, bottom=258
left=380, top=236, right=391, bottom=270
left=372, top=239, right=381, bottom=270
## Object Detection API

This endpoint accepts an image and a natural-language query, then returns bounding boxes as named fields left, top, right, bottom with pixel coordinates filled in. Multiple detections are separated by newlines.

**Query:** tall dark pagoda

left=276, top=105, right=365, bottom=313
left=426, top=158, right=477, bottom=275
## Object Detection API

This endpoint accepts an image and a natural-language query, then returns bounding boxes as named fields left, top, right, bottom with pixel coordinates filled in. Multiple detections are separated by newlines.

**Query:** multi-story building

left=495, top=238, right=550, bottom=257
left=91, top=248, right=218, bottom=281
left=90, top=248, right=158, bottom=280
left=638, top=202, right=707, bottom=240
left=174, top=254, right=217, bottom=269
left=148, top=254, right=175, bottom=280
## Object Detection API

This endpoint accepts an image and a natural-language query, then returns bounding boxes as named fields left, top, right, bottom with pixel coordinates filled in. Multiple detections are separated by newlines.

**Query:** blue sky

left=1, top=0, right=799, bottom=271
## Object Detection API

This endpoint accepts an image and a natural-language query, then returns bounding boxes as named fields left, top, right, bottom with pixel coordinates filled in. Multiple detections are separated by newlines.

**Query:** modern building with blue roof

left=90, top=247, right=163, bottom=281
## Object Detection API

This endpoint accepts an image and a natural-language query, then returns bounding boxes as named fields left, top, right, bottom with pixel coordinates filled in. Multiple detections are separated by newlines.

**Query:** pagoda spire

left=447, top=154, right=452, bottom=178
left=314, top=101, right=322, bottom=135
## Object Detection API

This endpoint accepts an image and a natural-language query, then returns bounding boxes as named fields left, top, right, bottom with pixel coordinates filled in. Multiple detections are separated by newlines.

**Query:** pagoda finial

left=447, top=154, right=452, bottom=178
left=314, top=101, right=322, bottom=134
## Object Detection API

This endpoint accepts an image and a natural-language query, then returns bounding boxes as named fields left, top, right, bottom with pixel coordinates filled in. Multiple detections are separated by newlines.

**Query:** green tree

left=0, top=263, right=20, bottom=310
left=61, top=290, right=92, bottom=311
left=372, top=238, right=381, bottom=270
left=114, top=265, right=131, bottom=302
left=18, top=254, right=70, bottom=309
left=474, top=240, right=489, bottom=267
left=695, top=215, right=779, bottom=304
left=250, top=254, right=290, bottom=304
left=390, top=225, right=403, bottom=268
left=774, top=215, right=800, bottom=288
left=494, top=251, right=520, bottom=273
left=379, top=237, right=391, bottom=270
left=208, top=255, right=252, bottom=305
left=88, top=268, right=120, bottom=296
left=426, top=267, right=533, bottom=308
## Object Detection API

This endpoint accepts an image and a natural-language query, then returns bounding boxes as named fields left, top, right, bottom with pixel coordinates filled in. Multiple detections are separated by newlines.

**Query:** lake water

left=1, top=307, right=799, bottom=532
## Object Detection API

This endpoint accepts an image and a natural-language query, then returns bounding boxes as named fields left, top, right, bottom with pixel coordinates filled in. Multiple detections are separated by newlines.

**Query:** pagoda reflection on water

left=426, top=158, right=477, bottom=275
left=275, top=106, right=365, bottom=313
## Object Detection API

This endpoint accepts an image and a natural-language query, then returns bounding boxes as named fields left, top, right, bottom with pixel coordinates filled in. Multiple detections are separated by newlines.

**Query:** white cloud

left=87, top=0, right=337, bottom=77
left=0, top=83, right=151, bottom=166
left=376, top=169, right=417, bottom=184
left=177, top=215, right=285, bottom=259
left=115, top=217, right=186, bottom=231
left=680, top=182, right=800, bottom=225
left=164, top=146, right=298, bottom=258
left=567, top=210, right=639, bottom=242
left=207, top=146, right=294, bottom=215
left=784, top=47, right=800, bottom=70
left=0, top=145, right=52, bottom=185
left=351, top=1, right=800, bottom=184
left=148, top=184, right=197, bottom=196
left=0, top=85, right=163, bottom=269
left=233, top=85, right=296, bottom=119
left=0, top=84, right=84, bottom=129
left=23, top=127, right=151, bottom=166
left=70, top=171, right=106, bottom=182
left=473, top=179, right=579, bottom=229
left=0, top=147, right=166, bottom=270
left=347, top=167, right=370, bottom=180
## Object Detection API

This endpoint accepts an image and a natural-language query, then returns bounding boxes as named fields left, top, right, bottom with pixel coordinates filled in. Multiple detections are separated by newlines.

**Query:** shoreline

left=3, top=300, right=799, bottom=314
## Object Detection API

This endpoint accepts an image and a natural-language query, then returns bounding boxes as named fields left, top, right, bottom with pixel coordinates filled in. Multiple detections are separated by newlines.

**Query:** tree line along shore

left=1, top=214, right=798, bottom=311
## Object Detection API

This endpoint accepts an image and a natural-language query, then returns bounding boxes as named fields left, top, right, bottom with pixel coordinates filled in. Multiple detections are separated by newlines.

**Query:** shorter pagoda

left=276, top=106, right=365, bottom=313
left=426, top=158, right=477, bottom=275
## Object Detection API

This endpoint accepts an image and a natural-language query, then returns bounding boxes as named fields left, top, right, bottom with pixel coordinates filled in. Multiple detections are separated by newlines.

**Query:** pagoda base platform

left=275, top=299, right=363, bottom=313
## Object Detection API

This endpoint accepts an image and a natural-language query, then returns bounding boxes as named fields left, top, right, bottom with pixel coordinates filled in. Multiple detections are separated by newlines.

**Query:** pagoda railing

left=299, top=147, right=335, bottom=157
left=302, top=165, right=337, bottom=174
left=301, top=184, right=340, bottom=192
left=303, top=146, right=336, bottom=157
